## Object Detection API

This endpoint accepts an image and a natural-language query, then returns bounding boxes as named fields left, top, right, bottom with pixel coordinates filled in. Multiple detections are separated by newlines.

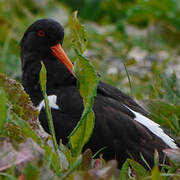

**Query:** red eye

left=37, top=30, right=45, bottom=37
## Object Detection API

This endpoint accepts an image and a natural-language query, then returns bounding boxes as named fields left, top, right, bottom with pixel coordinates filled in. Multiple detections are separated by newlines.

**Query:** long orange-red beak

left=50, top=44, right=75, bottom=77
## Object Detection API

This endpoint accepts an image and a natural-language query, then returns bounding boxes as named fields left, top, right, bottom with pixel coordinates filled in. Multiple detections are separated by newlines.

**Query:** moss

left=0, top=72, right=39, bottom=129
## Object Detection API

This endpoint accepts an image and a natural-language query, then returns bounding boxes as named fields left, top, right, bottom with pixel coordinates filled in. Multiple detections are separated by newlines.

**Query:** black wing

left=92, top=91, right=170, bottom=168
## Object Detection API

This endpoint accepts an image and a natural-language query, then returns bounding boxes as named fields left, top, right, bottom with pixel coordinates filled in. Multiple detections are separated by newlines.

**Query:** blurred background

left=0, top=2, right=180, bottom=176
left=0, top=0, right=180, bottom=104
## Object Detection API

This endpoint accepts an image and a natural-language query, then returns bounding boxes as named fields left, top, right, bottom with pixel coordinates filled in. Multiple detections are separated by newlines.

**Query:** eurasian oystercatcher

left=20, top=19, right=178, bottom=168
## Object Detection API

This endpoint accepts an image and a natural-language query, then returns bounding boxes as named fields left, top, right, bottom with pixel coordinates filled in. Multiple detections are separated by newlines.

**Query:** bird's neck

left=21, top=52, right=76, bottom=106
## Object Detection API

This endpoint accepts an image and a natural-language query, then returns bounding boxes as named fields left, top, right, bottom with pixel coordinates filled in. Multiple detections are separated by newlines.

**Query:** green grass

left=0, top=0, right=180, bottom=179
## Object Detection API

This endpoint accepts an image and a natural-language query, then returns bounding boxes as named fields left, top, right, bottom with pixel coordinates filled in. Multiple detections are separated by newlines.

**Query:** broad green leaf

left=127, top=159, right=149, bottom=178
left=69, top=49, right=98, bottom=156
left=0, top=88, right=7, bottom=134
left=69, top=11, right=88, bottom=54
left=69, top=109, right=95, bottom=156
left=68, top=12, right=99, bottom=156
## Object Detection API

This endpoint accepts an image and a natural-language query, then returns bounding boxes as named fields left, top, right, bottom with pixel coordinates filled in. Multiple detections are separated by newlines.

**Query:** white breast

left=124, top=105, right=178, bottom=149
left=37, top=95, right=60, bottom=112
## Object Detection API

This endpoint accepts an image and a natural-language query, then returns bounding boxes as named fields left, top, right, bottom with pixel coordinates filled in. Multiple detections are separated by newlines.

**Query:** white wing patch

left=125, top=105, right=178, bottom=149
left=37, top=95, right=60, bottom=112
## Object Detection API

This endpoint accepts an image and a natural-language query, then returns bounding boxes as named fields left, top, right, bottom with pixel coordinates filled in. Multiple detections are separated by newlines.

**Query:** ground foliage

left=0, top=0, right=180, bottom=179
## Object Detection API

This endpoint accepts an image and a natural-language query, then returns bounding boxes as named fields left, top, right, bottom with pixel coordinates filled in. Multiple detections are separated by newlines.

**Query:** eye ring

left=37, top=30, right=45, bottom=37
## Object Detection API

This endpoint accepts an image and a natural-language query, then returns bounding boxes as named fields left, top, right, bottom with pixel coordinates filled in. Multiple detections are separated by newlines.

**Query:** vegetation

left=0, top=0, right=180, bottom=179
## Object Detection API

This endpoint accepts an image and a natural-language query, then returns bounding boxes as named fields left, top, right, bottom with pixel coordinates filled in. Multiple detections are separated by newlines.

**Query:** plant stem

left=123, top=61, right=133, bottom=97
left=42, top=92, right=59, bottom=154
left=39, top=61, right=59, bottom=154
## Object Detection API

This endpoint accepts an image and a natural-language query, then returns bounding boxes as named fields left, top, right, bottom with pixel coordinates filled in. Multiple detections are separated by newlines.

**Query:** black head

left=20, top=19, right=64, bottom=55
left=21, top=18, right=74, bottom=76
left=21, top=19, right=75, bottom=105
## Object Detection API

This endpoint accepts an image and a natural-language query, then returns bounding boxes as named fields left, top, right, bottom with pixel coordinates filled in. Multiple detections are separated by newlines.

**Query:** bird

left=20, top=18, right=178, bottom=168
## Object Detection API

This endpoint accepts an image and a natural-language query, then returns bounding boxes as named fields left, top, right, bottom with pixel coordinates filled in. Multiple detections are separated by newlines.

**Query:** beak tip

left=50, top=43, right=75, bottom=77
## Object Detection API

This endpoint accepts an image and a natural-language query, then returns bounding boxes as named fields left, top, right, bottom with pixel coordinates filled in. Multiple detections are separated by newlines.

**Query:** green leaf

left=69, top=49, right=98, bottom=156
left=151, top=166, right=164, bottom=180
left=119, top=160, right=129, bottom=180
left=0, top=88, right=7, bottom=134
left=39, top=61, right=47, bottom=92
left=127, top=159, right=150, bottom=178
left=69, top=11, right=88, bottom=54
left=68, top=12, right=99, bottom=156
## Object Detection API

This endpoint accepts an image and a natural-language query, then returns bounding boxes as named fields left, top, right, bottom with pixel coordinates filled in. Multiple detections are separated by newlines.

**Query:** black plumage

left=20, top=19, right=178, bottom=168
